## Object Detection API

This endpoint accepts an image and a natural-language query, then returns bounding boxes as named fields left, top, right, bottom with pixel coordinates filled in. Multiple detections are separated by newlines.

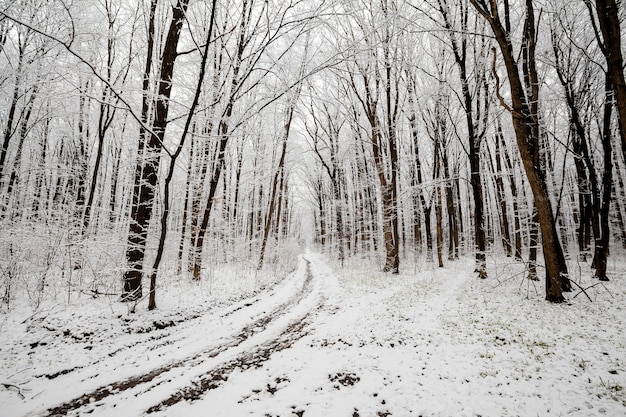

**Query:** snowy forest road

left=6, top=254, right=626, bottom=416
left=26, top=255, right=327, bottom=417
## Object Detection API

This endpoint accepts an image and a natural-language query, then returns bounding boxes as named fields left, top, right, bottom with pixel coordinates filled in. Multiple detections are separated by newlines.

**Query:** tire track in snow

left=145, top=258, right=324, bottom=414
left=37, top=272, right=284, bottom=381
left=41, top=258, right=316, bottom=417
left=146, top=298, right=323, bottom=414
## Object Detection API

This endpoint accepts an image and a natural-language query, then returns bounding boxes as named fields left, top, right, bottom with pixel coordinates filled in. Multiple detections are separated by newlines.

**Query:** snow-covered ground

left=1, top=252, right=625, bottom=416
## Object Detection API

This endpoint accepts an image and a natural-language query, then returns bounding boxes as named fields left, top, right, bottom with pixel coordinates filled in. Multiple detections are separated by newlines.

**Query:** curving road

left=33, top=255, right=326, bottom=417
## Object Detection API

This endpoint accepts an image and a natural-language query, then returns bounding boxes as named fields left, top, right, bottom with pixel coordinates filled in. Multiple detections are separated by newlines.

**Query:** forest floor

left=1, top=252, right=626, bottom=417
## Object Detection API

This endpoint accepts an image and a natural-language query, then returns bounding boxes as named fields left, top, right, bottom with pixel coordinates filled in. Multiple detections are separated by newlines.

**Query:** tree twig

left=570, top=279, right=596, bottom=302
left=1, top=381, right=28, bottom=399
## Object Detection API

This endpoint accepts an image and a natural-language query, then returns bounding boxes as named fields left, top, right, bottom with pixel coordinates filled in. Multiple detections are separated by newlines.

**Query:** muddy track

left=146, top=298, right=324, bottom=414
left=43, top=259, right=317, bottom=417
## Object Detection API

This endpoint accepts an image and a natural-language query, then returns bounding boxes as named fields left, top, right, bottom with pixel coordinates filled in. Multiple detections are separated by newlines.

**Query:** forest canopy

left=0, top=0, right=625, bottom=310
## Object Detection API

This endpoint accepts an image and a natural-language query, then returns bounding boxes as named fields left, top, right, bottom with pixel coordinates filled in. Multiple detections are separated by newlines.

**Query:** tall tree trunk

left=613, top=151, right=626, bottom=249
left=441, top=145, right=459, bottom=260
left=435, top=186, right=445, bottom=268
left=434, top=123, right=445, bottom=268
left=381, top=1, right=400, bottom=273
left=190, top=0, right=251, bottom=280
left=122, top=0, right=188, bottom=302
left=471, top=0, right=570, bottom=302
left=593, top=75, right=614, bottom=281
left=593, top=0, right=626, bottom=163
left=74, top=80, right=89, bottom=215
left=82, top=4, right=130, bottom=234
left=350, top=68, right=398, bottom=272
left=2, top=82, right=38, bottom=218
left=407, top=74, right=431, bottom=259
left=0, top=40, right=26, bottom=186
left=499, top=120, right=523, bottom=260
left=436, top=0, right=486, bottom=275
left=178, top=133, right=196, bottom=274
left=494, top=132, right=512, bottom=257
left=551, top=28, right=597, bottom=262
left=258, top=94, right=297, bottom=269
left=147, top=0, right=216, bottom=310
left=109, top=141, right=122, bottom=224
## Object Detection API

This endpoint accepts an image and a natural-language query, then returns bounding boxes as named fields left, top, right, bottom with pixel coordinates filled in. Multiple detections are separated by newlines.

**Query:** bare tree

left=82, top=0, right=134, bottom=234
left=589, top=0, right=626, bottom=162
left=306, top=89, right=347, bottom=266
left=122, top=0, right=190, bottom=301
left=434, top=0, right=491, bottom=276
left=470, top=0, right=571, bottom=302
left=341, top=0, right=401, bottom=273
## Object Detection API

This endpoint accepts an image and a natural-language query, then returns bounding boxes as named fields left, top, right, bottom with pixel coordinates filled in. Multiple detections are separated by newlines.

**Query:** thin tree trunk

left=83, top=6, right=129, bottom=234
left=435, top=185, right=444, bottom=268
left=191, top=0, right=251, bottom=280
left=499, top=120, right=523, bottom=260
left=612, top=151, right=626, bottom=249
left=1, top=81, right=38, bottom=218
left=437, top=0, right=486, bottom=274
left=258, top=96, right=297, bottom=269
left=178, top=133, right=195, bottom=274
left=434, top=123, right=445, bottom=268
left=441, top=145, right=458, bottom=260
left=0, top=42, right=25, bottom=185
left=147, top=0, right=216, bottom=310
left=494, top=132, right=512, bottom=257
left=593, top=75, right=614, bottom=281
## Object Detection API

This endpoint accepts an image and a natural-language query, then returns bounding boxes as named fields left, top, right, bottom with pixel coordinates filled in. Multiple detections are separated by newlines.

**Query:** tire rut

left=38, top=284, right=271, bottom=381
left=42, top=259, right=315, bottom=417
left=146, top=298, right=323, bottom=414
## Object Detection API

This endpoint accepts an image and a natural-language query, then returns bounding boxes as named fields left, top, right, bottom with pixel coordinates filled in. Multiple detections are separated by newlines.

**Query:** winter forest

left=1, top=0, right=626, bottom=416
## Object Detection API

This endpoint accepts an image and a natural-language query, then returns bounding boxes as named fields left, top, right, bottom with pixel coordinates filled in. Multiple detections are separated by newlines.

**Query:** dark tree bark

left=122, top=0, right=188, bottom=302
left=406, top=73, right=426, bottom=254
left=551, top=24, right=598, bottom=263
left=354, top=129, right=378, bottom=253
left=178, top=132, right=196, bottom=274
left=434, top=135, right=445, bottom=268
left=307, top=99, right=346, bottom=266
left=147, top=0, right=217, bottom=310
left=109, top=140, right=122, bottom=224
left=470, top=0, right=570, bottom=302
left=613, top=152, right=626, bottom=249
left=381, top=0, right=401, bottom=273
left=190, top=0, right=270, bottom=280
left=0, top=33, right=27, bottom=186
left=593, top=0, right=626, bottom=163
left=440, top=137, right=459, bottom=260
left=343, top=0, right=400, bottom=273
left=349, top=64, right=399, bottom=273
left=593, top=74, right=614, bottom=281
left=552, top=14, right=615, bottom=280
left=2, top=82, right=38, bottom=217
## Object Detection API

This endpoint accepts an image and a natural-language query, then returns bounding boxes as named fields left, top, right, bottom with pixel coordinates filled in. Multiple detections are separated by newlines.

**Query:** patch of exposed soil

left=329, top=372, right=360, bottom=388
